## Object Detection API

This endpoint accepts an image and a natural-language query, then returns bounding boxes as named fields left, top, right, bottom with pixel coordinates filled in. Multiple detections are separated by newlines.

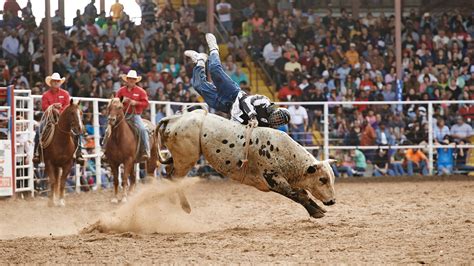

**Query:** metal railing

left=26, top=96, right=474, bottom=192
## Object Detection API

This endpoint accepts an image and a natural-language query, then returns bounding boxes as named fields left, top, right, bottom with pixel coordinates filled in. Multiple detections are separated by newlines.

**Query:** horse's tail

left=155, top=117, right=174, bottom=165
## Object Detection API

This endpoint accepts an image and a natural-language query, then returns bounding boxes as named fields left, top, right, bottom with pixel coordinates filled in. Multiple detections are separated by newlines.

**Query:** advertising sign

left=0, top=140, right=13, bottom=196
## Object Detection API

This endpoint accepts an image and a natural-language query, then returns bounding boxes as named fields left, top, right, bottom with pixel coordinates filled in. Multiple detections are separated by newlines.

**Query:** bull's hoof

left=59, top=199, right=66, bottom=207
left=121, top=197, right=128, bottom=203
left=307, top=204, right=326, bottom=219
left=310, top=209, right=325, bottom=219
left=111, top=198, right=119, bottom=204
left=180, top=201, right=192, bottom=214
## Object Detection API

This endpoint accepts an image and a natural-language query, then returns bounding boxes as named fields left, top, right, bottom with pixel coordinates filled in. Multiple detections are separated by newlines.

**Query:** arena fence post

left=93, top=100, right=102, bottom=189
left=165, top=103, right=172, bottom=116
left=150, top=103, right=156, bottom=125
left=75, top=164, right=80, bottom=193
left=428, top=102, right=434, bottom=175
left=323, top=103, right=329, bottom=161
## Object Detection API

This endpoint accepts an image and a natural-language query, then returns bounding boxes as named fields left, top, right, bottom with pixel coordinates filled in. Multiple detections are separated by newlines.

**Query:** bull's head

left=303, top=159, right=336, bottom=206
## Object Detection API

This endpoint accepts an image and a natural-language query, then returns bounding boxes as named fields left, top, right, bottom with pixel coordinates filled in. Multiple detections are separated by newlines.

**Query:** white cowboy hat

left=45, top=72, right=66, bottom=87
left=121, top=70, right=142, bottom=83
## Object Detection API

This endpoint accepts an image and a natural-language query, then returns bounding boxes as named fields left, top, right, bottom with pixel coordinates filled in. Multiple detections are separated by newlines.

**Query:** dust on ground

left=0, top=178, right=473, bottom=264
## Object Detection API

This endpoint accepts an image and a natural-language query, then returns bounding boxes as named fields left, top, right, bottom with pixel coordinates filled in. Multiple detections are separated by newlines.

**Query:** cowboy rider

left=184, top=33, right=291, bottom=128
left=104, top=70, right=150, bottom=162
left=33, top=73, right=84, bottom=165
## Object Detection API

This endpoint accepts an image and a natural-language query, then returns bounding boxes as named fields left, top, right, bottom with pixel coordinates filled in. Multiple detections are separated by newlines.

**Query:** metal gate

left=12, top=89, right=35, bottom=196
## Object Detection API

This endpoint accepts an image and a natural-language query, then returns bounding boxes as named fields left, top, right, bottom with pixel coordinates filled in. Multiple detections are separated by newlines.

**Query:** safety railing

left=28, top=96, right=474, bottom=192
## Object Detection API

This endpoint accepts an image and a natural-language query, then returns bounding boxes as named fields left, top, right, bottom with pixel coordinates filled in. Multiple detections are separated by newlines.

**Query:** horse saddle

left=125, top=118, right=154, bottom=162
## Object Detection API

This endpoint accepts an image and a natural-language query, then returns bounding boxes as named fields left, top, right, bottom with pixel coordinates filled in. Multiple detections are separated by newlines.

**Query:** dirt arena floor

left=0, top=177, right=473, bottom=264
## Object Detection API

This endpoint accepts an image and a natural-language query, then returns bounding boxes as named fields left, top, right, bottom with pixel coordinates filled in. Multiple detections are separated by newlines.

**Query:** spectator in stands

left=352, top=149, right=367, bottom=176
left=110, top=0, right=124, bottom=22
left=450, top=116, right=473, bottom=142
left=278, top=80, right=302, bottom=101
left=345, top=43, right=359, bottom=67
left=405, top=146, right=429, bottom=176
left=437, top=137, right=454, bottom=175
left=84, top=0, right=98, bottom=23
left=216, top=0, right=232, bottom=33
left=2, top=30, right=19, bottom=67
left=391, top=149, right=406, bottom=176
left=115, top=30, right=132, bottom=58
left=263, top=39, right=282, bottom=68
left=376, top=122, right=395, bottom=146
left=434, top=117, right=450, bottom=143
left=230, top=66, right=248, bottom=85
left=288, top=102, right=308, bottom=145
left=373, top=149, right=394, bottom=177
left=284, top=55, right=302, bottom=80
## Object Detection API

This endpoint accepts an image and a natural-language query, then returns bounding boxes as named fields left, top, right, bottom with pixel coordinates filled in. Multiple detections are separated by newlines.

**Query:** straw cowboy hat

left=45, top=72, right=66, bottom=87
left=121, top=70, right=142, bottom=83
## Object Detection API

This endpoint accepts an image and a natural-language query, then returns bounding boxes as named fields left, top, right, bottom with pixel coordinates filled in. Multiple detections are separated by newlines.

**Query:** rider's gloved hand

left=248, top=117, right=258, bottom=128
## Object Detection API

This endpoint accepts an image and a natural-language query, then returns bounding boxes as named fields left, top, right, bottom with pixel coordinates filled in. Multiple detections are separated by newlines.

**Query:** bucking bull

left=157, top=109, right=336, bottom=218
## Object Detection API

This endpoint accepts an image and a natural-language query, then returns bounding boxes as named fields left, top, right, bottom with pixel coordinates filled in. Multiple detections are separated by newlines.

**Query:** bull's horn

left=324, top=159, right=337, bottom=164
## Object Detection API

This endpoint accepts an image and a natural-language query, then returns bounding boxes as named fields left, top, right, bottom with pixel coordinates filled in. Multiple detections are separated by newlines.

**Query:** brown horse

left=104, top=97, right=158, bottom=203
left=43, top=99, right=84, bottom=207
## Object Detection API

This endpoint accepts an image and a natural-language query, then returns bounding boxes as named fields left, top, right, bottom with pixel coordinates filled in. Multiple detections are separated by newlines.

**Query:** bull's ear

left=307, top=165, right=317, bottom=174
left=70, top=98, right=73, bottom=105
left=120, top=96, right=124, bottom=103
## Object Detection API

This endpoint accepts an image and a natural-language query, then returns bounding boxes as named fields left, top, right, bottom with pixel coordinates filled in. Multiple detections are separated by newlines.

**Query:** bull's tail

left=155, top=118, right=174, bottom=165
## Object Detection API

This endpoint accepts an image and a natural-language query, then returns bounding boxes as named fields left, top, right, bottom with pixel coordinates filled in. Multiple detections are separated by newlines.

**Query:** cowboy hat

left=120, top=70, right=142, bottom=83
left=45, top=72, right=66, bottom=87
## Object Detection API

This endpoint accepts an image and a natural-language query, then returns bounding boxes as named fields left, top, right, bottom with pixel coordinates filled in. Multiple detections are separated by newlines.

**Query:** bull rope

left=239, top=124, right=256, bottom=184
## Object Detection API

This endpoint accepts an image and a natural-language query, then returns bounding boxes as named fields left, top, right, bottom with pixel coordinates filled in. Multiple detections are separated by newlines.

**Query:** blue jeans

left=191, top=52, right=240, bottom=113
left=331, top=164, right=340, bottom=178
left=374, top=168, right=395, bottom=176
left=390, top=162, right=406, bottom=176
left=126, top=114, right=150, bottom=157
left=290, top=124, right=305, bottom=144
left=407, top=160, right=428, bottom=176
left=338, top=166, right=354, bottom=177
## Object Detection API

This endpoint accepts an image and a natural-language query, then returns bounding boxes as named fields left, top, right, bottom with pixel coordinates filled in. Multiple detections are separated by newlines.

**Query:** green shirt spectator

left=354, top=149, right=367, bottom=169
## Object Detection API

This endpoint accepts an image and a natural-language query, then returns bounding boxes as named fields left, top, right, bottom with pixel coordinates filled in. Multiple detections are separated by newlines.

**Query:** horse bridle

left=108, top=101, right=132, bottom=130
left=57, top=108, right=82, bottom=136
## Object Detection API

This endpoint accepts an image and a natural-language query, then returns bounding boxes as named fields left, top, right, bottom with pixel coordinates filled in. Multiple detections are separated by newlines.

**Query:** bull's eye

left=319, top=177, right=328, bottom=185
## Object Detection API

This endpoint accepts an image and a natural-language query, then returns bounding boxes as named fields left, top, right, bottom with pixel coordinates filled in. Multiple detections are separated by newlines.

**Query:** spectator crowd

left=2, top=0, right=474, bottom=177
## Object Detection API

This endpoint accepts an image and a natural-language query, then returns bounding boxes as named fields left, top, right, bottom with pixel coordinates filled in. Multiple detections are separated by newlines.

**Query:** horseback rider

left=32, top=73, right=84, bottom=165
left=104, top=70, right=150, bottom=162
left=184, top=33, right=290, bottom=128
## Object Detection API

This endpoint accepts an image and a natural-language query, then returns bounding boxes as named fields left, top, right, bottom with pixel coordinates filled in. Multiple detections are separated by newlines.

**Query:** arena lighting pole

left=352, top=0, right=360, bottom=20
left=44, top=0, right=53, bottom=75
left=100, top=0, right=105, bottom=14
left=207, top=0, right=215, bottom=33
left=58, top=0, right=64, bottom=24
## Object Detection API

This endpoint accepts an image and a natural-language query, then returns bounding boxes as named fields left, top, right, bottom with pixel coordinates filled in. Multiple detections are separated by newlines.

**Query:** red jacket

left=116, top=85, right=149, bottom=114
left=42, top=88, right=70, bottom=113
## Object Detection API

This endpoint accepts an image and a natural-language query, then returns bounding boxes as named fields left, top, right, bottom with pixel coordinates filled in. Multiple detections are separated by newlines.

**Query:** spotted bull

left=156, top=109, right=336, bottom=218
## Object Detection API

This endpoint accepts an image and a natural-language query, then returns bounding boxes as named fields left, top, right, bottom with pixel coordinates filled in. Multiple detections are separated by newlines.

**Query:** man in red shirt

left=33, top=73, right=84, bottom=164
left=3, top=0, right=21, bottom=19
left=115, top=70, right=150, bottom=161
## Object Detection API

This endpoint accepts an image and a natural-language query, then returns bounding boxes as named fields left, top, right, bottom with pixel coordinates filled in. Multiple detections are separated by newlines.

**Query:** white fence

left=27, top=96, right=474, bottom=192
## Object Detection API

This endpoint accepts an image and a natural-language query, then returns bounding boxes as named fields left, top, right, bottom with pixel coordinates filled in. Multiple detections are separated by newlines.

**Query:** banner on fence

left=0, top=140, right=13, bottom=196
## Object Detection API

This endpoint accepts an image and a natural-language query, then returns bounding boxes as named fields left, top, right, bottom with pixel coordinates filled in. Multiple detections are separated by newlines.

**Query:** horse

left=104, top=97, right=159, bottom=203
left=42, top=99, right=84, bottom=207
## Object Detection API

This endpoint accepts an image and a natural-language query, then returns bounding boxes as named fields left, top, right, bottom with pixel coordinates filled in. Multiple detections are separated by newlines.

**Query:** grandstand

left=0, top=0, right=472, bottom=183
